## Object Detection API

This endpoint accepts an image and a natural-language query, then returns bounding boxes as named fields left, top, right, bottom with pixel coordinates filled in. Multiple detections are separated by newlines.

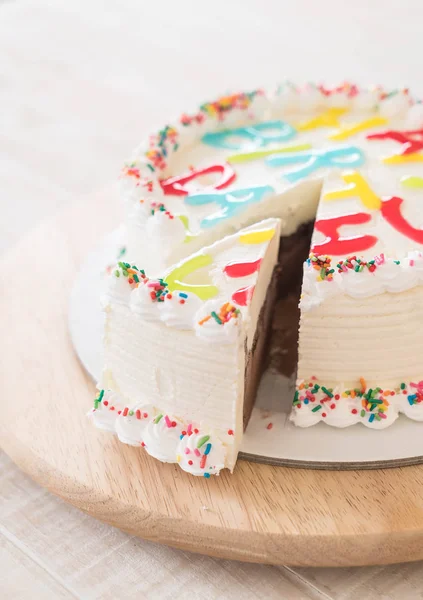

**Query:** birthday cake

left=90, top=82, right=423, bottom=476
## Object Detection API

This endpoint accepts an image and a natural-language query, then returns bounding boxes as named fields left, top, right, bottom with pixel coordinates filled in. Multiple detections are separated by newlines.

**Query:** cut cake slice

left=91, top=218, right=281, bottom=475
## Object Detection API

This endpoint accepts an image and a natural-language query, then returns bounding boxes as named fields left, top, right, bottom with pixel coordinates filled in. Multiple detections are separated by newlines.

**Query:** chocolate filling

left=243, top=221, right=314, bottom=430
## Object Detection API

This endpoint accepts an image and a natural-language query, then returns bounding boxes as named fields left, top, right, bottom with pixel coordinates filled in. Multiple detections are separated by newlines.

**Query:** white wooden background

left=2, top=1, right=423, bottom=598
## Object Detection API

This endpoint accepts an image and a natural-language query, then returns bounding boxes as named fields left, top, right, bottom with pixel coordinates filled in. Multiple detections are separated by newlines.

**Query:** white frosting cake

left=90, top=82, right=423, bottom=476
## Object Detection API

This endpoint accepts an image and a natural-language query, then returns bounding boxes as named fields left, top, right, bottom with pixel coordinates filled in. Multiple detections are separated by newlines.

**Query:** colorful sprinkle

left=197, top=435, right=210, bottom=448
left=294, top=377, right=423, bottom=423
left=307, top=251, right=423, bottom=282
left=198, top=303, right=240, bottom=327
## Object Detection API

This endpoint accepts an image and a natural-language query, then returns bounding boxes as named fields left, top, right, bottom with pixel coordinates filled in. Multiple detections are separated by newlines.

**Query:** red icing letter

left=381, top=196, right=423, bottom=244
left=160, top=162, right=236, bottom=196
left=367, top=129, right=423, bottom=155
left=312, top=213, right=378, bottom=255
left=224, top=259, right=262, bottom=278
left=232, top=285, right=255, bottom=307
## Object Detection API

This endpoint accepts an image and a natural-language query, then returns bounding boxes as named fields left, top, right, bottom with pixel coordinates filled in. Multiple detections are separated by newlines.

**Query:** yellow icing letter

left=297, top=107, right=349, bottom=132
left=165, top=254, right=219, bottom=300
left=329, top=117, right=388, bottom=141
left=323, top=172, right=381, bottom=210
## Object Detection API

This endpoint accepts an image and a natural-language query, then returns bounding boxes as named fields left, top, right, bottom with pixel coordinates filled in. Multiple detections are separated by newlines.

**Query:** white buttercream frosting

left=291, top=377, right=423, bottom=429
left=88, top=390, right=124, bottom=432
left=298, top=84, right=327, bottom=112
left=142, top=414, right=184, bottom=462
left=145, top=209, right=187, bottom=252
left=406, top=102, right=423, bottom=128
left=400, top=380, right=423, bottom=421
left=194, top=299, right=242, bottom=344
left=301, top=252, right=423, bottom=312
left=127, top=198, right=155, bottom=224
left=177, top=430, right=227, bottom=476
left=352, top=88, right=380, bottom=112
left=129, top=280, right=204, bottom=329
left=88, top=387, right=238, bottom=475
left=290, top=398, right=399, bottom=429
left=157, top=291, right=203, bottom=329
left=103, top=270, right=135, bottom=306
left=129, top=279, right=162, bottom=321
left=115, top=404, right=157, bottom=446
left=273, top=82, right=299, bottom=113
left=379, top=91, right=411, bottom=119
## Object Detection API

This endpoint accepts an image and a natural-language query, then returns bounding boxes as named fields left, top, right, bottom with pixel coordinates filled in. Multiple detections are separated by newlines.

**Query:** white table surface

left=2, top=1, right=423, bottom=598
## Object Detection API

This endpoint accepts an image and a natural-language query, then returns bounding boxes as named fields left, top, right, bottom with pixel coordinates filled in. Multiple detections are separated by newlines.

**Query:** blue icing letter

left=185, top=185, right=274, bottom=228
left=266, top=145, right=365, bottom=182
left=201, top=120, right=296, bottom=150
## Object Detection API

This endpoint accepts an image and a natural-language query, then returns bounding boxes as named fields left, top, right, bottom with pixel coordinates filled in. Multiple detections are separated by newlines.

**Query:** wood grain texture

left=0, top=453, right=321, bottom=600
left=2, top=192, right=423, bottom=569
left=5, top=452, right=423, bottom=600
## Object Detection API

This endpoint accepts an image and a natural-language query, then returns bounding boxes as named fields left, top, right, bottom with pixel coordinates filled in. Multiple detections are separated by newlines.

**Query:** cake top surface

left=120, top=82, right=423, bottom=281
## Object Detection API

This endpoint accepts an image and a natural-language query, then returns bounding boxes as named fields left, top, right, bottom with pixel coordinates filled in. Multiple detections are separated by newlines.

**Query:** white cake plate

left=69, top=229, right=423, bottom=469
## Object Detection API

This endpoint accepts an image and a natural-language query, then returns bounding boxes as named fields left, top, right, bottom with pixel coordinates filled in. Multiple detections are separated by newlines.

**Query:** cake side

left=268, top=248, right=423, bottom=429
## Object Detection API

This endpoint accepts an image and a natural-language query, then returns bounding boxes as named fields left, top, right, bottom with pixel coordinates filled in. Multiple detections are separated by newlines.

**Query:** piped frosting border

left=89, top=389, right=235, bottom=477
left=292, top=377, right=423, bottom=428
left=301, top=250, right=423, bottom=310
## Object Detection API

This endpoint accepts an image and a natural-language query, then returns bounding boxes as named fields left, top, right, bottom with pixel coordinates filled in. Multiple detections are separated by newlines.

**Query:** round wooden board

left=3, top=192, right=423, bottom=568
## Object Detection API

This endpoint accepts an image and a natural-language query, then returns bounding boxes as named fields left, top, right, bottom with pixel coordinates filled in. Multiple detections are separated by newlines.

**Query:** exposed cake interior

left=242, top=220, right=315, bottom=430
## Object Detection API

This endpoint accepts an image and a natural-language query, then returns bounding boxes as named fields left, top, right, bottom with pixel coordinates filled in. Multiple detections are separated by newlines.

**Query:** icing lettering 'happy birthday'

left=312, top=213, right=378, bottom=255
left=266, top=146, right=365, bottom=182
left=226, top=143, right=312, bottom=164
left=151, top=98, right=423, bottom=257
left=323, top=172, right=381, bottom=210
left=184, top=185, right=274, bottom=228
left=201, top=120, right=297, bottom=150
left=296, top=107, right=349, bottom=131
left=160, top=163, right=236, bottom=195
left=401, top=176, right=423, bottom=189
left=328, top=117, right=388, bottom=141
left=381, top=196, right=423, bottom=244
left=231, top=285, right=255, bottom=307
left=367, top=128, right=423, bottom=156
left=239, top=227, right=276, bottom=245
left=223, top=259, right=262, bottom=278
left=165, top=254, right=218, bottom=300
left=384, top=153, right=423, bottom=165
left=223, top=258, right=263, bottom=307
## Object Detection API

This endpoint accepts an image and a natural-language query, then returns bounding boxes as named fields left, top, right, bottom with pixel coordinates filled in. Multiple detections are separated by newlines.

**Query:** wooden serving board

left=2, top=192, right=423, bottom=567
